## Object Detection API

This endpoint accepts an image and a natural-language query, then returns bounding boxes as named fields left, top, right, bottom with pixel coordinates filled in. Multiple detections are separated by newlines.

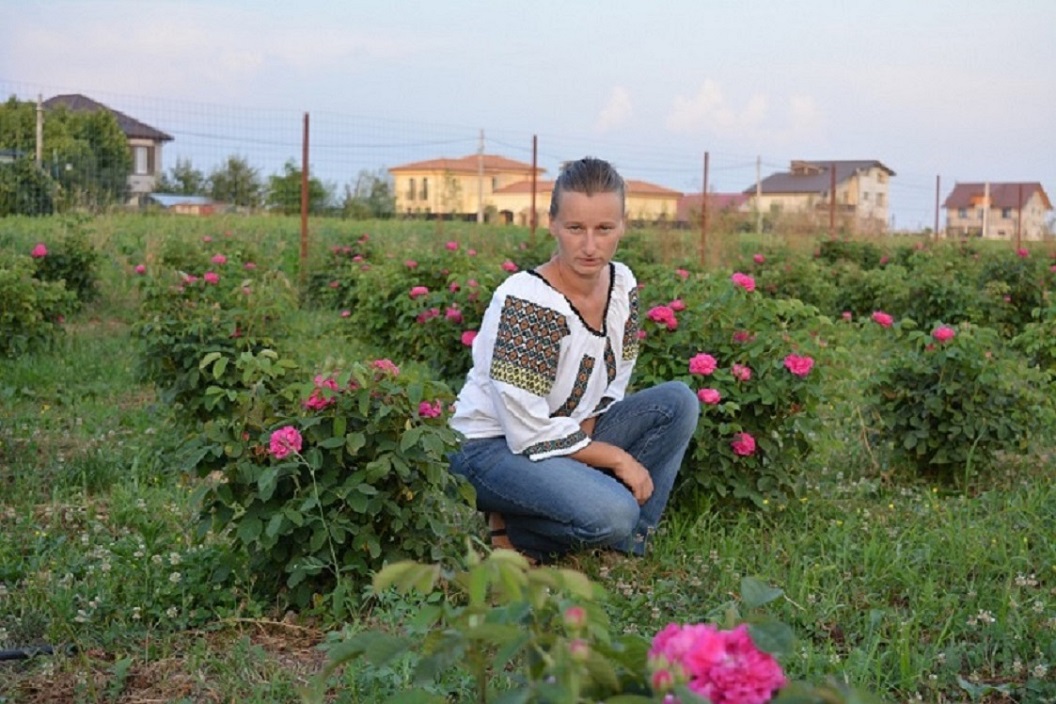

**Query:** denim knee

left=659, top=380, right=700, bottom=439
left=574, top=493, right=639, bottom=548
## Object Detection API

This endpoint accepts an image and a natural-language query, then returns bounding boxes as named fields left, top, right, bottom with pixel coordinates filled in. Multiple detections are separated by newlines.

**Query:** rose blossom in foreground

left=203, top=271, right=220, bottom=284
left=697, top=388, right=722, bottom=405
left=783, top=354, right=815, bottom=377
left=409, top=285, right=429, bottom=299
left=871, top=311, right=894, bottom=328
left=31, top=243, right=48, bottom=258
left=303, top=375, right=341, bottom=410
left=647, top=305, right=678, bottom=331
left=730, top=432, right=756, bottom=456
left=461, top=330, right=478, bottom=347
left=689, top=353, right=718, bottom=376
left=268, top=426, right=303, bottom=459
left=731, top=272, right=756, bottom=292
left=418, top=400, right=443, bottom=418
left=731, top=364, right=752, bottom=382
left=211, top=253, right=227, bottom=265
left=669, top=298, right=686, bottom=312
left=371, top=359, right=400, bottom=376
left=134, top=264, right=147, bottom=275
left=752, top=253, right=765, bottom=264
left=932, top=326, right=956, bottom=343
left=445, top=240, right=459, bottom=251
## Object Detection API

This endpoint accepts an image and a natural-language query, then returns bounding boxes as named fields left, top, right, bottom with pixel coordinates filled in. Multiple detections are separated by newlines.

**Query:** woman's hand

left=611, top=454, right=654, bottom=505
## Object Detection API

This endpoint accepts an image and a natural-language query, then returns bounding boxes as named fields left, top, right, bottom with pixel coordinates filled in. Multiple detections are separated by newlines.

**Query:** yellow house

left=942, top=182, right=1052, bottom=241
left=745, top=160, right=895, bottom=232
left=388, top=154, right=543, bottom=220
left=389, top=154, right=683, bottom=225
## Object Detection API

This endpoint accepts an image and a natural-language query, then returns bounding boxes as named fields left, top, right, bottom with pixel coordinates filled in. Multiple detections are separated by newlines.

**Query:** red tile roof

left=746, top=160, right=894, bottom=195
left=942, top=182, right=1052, bottom=210
left=492, top=179, right=554, bottom=194
left=43, top=94, right=173, bottom=141
left=389, top=154, right=542, bottom=174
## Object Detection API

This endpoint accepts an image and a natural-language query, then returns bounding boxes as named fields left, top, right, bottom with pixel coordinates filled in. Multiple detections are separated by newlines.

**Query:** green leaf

left=740, top=576, right=783, bottom=609
left=747, top=620, right=795, bottom=657
left=257, top=466, right=279, bottom=501
left=199, top=351, right=222, bottom=370
left=212, top=355, right=229, bottom=379
left=318, top=435, right=345, bottom=449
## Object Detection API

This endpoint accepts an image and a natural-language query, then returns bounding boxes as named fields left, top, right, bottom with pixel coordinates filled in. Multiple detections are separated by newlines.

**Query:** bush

left=868, top=320, right=1054, bottom=481
left=0, top=158, right=56, bottom=216
left=634, top=271, right=829, bottom=507
left=133, top=259, right=296, bottom=428
left=0, top=251, right=75, bottom=357
left=185, top=359, right=469, bottom=612
left=29, top=227, right=100, bottom=306
left=1013, top=298, right=1056, bottom=373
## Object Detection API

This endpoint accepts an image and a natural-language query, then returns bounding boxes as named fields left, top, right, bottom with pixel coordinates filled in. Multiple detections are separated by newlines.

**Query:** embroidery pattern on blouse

left=622, top=285, right=640, bottom=360
left=551, top=354, right=595, bottom=418
left=490, top=295, right=569, bottom=396
left=524, top=429, right=588, bottom=458
left=592, top=397, right=614, bottom=415
left=604, top=339, right=616, bottom=384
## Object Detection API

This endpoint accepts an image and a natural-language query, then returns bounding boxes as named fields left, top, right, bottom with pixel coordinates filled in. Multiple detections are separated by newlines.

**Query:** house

left=146, top=193, right=223, bottom=216
left=942, top=182, right=1052, bottom=241
left=744, top=160, right=895, bottom=232
left=388, top=153, right=683, bottom=226
left=388, top=154, right=544, bottom=221
left=42, top=94, right=173, bottom=205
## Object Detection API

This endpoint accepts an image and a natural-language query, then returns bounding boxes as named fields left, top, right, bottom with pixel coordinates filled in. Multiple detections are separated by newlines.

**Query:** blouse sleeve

left=480, top=291, right=589, bottom=460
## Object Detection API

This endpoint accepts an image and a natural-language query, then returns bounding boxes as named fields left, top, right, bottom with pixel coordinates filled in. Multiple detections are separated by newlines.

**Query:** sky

left=2, top=0, right=1055, bottom=230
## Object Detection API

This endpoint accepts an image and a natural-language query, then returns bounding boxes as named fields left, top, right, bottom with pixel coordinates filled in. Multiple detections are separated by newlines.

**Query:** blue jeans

left=448, top=381, right=699, bottom=562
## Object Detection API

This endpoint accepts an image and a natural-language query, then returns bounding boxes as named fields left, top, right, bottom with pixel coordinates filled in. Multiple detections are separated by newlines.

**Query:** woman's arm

left=569, top=429, right=653, bottom=505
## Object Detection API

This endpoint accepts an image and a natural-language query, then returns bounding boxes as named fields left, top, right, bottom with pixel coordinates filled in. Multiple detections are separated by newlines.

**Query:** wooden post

left=1016, top=183, right=1023, bottom=250
left=700, top=151, right=709, bottom=268
left=300, top=112, right=309, bottom=284
left=829, top=162, right=836, bottom=238
left=530, top=135, right=538, bottom=246
left=934, top=174, right=941, bottom=239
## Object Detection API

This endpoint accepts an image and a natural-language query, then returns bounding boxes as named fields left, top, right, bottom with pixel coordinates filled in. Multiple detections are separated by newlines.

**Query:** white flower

left=169, top=572, right=182, bottom=584
left=166, top=606, right=178, bottom=619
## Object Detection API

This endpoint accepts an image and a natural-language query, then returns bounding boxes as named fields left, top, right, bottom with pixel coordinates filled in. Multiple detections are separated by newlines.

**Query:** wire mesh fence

left=1, top=78, right=949, bottom=233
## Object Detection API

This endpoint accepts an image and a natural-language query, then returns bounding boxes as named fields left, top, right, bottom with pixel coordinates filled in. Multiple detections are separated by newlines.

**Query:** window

left=876, top=193, right=885, bottom=206
left=132, top=145, right=151, bottom=175
left=407, top=178, right=416, bottom=201
left=863, top=192, right=871, bottom=201
left=421, top=177, right=429, bottom=201
left=491, top=177, right=499, bottom=190
left=958, top=208, right=967, bottom=219
left=1001, top=207, right=1012, bottom=219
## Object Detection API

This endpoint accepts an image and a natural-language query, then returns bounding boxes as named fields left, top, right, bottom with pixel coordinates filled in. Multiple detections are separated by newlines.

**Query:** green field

left=1, top=214, right=1054, bottom=703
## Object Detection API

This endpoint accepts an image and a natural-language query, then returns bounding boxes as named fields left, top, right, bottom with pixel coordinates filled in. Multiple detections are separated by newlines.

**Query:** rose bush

left=0, top=250, right=76, bottom=356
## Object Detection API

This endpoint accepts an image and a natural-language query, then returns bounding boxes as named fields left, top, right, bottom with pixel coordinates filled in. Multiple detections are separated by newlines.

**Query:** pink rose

left=647, top=305, right=678, bottom=331
left=405, top=259, right=418, bottom=269
left=416, top=307, right=440, bottom=324
left=211, top=253, right=227, bottom=265
left=461, top=330, right=477, bottom=347
left=445, top=306, right=463, bottom=323
left=449, top=281, right=461, bottom=292
left=932, top=326, right=956, bottom=343
left=732, top=330, right=754, bottom=344
left=329, top=280, right=341, bottom=289
left=675, top=268, right=689, bottom=280
left=371, top=359, right=400, bottom=376
left=669, top=298, right=686, bottom=312
left=418, top=400, right=443, bottom=418
left=30, top=243, right=48, bottom=258
left=730, top=432, right=756, bottom=457
left=1016, top=248, right=1029, bottom=258
left=445, top=241, right=459, bottom=251
left=689, top=353, right=718, bottom=376
left=501, top=260, right=518, bottom=272
left=303, top=375, right=341, bottom=410
left=841, top=311, right=853, bottom=322
left=731, top=364, right=752, bottom=382
left=697, top=388, right=721, bottom=405
left=783, top=354, right=815, bottom=377
left=752, top=253, right=765, bottom=264
left=243, top=261, right=257, bottom=270
left=731, top=272, right=756, bottom=292
left=468, top=248, right=477, bottom=256
left=134, top=264, right=147, bottom=275
left=563, top=606, right=587, bottom=630
left=202, top=235, right=213, bottom=243
left=268, top=426, right=303, bottom=459
left=340, top=310, right=351, bottom=318
left=871, top=311, right=894, bottom=328
left=409, top=285, right=429, bottom=299
left=203, top=271, right=220, bottom=284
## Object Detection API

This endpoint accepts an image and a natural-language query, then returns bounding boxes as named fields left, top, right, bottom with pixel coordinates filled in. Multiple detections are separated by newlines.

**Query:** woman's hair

left=549, top=157, right=626, bottom=219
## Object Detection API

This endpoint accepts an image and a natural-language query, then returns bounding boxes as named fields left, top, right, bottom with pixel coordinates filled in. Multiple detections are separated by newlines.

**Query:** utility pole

left=35, top=95, right=43, bottom=167
left=755, top=156, right=763, bottom=236
left=934, top=175, right=941, bottom=239
left=476, top=129, right=484, bottom=224
left=299, top=112, right=309, bottom=285
left=1016, top=182, right=1023, bottom=250
left=530, top=135, right=538, bottom=245
left=982, top=182, right=990, bottom=239
left=829, top=162, right=837, bottom=238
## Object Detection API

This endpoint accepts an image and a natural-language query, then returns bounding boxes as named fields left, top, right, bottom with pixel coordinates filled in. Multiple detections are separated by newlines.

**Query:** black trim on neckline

left=528, top=263, right=615, bottom=337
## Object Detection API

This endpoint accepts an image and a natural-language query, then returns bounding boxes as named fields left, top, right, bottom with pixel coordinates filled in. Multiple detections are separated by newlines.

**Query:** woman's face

left=549, top=190, right=625, bottom=278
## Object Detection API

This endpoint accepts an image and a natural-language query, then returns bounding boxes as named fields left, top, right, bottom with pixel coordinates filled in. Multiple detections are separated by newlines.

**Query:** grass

left=1, top=214, right=1055, bottom=703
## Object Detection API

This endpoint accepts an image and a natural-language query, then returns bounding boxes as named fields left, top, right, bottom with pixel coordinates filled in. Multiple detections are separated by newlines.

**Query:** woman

left=449, top=157, right=698, bottom=563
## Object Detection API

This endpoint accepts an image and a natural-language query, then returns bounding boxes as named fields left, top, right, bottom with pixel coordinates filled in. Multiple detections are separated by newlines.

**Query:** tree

left=0, top=158, right=56, bottom=216
left=156, top=157, right=206, bottom=195
left=0, top=95, right=131, bottom=211
left=208, top=155, right=263, bottom=209
left=265, top=159, right=332, bottom=215
left=341, top=168, right=395, bottom=219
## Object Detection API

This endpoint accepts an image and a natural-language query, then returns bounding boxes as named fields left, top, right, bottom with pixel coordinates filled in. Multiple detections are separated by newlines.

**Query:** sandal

left=484, top=512, right=515, bottom=550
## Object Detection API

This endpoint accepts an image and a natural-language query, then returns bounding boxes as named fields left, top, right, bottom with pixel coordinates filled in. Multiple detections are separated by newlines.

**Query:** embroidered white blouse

left=450, top=261, right=640, bottom=460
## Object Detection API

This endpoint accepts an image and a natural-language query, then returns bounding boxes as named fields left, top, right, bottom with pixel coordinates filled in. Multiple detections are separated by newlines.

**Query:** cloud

left=665, top=80, right=825, bottom=148
left=594, top=86, right=633, bottom=132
